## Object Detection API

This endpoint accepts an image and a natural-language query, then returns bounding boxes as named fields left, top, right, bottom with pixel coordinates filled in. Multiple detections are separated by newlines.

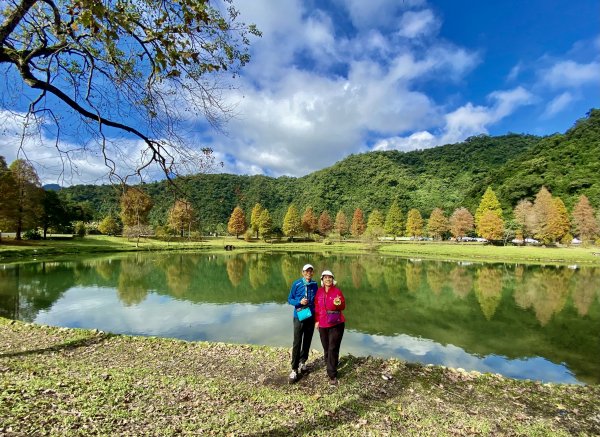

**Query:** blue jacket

left=287, top=277, right=318, bottom=320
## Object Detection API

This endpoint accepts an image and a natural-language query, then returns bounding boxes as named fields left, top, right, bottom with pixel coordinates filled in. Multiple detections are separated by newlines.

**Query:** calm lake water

left=1, top=251, right=599, bottom=384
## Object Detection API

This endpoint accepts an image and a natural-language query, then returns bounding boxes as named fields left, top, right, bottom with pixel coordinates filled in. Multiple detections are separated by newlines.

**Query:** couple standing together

left=287, top=263, right=346, bottom=386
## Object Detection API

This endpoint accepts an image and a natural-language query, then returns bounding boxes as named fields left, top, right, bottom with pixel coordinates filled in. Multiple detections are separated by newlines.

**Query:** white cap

left=321, top=270, right=334, bottom=278
left=302, top=264, right=314, bottom=272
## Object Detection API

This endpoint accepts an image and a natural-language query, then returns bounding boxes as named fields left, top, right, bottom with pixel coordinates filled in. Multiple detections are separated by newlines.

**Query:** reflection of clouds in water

left=35, top=287, right=295, bottom=348
left=342, top=332, right=579, bottom=384
left=35, top=286, right=578, bottom=384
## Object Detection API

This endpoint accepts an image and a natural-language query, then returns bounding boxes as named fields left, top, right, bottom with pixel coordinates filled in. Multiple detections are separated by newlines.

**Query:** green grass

left=1, top=318, right=598, bottom=436
left=1, top=235, right=599, bottom=265
left=378, top=241, right=600, bottom=265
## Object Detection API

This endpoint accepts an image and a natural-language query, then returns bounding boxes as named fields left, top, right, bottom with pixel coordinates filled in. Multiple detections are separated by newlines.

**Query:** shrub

left=73, top=221, right=86, bottom=237
left=23, top=229, right=42, bottom=240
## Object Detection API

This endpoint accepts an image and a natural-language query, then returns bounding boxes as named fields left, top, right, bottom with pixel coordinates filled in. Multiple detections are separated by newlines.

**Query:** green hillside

left=60, top=109, right=600, bottom=229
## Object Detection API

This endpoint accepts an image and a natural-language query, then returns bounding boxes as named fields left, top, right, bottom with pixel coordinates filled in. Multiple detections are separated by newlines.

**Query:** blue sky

left=1, top=0, right=599, bottom=185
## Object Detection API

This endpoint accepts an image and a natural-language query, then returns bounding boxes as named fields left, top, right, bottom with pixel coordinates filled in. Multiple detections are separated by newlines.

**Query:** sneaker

left=299, top=361, right=308, bottom=374
left=288, top=370, right=298, bottom=384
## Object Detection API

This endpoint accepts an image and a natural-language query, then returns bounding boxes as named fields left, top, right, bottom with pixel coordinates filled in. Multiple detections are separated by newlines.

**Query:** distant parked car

left=571, top=238, right=582, bottom=244
left=512, top=238, right=540, bottom=245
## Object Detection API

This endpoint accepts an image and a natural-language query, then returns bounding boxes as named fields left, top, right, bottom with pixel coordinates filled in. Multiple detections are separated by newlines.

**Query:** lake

left=1, top=251, right=598, bottom=384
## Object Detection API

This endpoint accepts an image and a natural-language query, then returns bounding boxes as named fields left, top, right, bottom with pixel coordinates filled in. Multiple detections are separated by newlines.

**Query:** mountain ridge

left=60, top=109, right=600, bottom=230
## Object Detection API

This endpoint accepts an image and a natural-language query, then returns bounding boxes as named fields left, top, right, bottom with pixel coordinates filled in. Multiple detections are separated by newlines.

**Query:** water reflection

left=1, top=253, right=599, bottom=384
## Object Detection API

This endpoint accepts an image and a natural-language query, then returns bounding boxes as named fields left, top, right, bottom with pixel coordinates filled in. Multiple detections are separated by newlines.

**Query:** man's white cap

left=302, top=264, right=314, bottom=272
left=320, top=270, right=334, bottom=278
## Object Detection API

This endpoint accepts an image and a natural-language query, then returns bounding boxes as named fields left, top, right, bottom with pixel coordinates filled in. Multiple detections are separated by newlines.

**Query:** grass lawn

left=1, top=235, right=599, bottom=265
left=1, top=318, right=599, bottom=436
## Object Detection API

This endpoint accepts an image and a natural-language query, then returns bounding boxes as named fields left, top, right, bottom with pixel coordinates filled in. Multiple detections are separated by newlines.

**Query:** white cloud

left=541, top=60, right=600, bottom=89
left=374, top=87, right=535, bottom=152
left=543, top=92, right=575, bottom=117
left=507, top=62, right=522, bottom=82
left=203, top=2, right=481, bottom=177
left=373, top=131, right=436, bottom=152
left=440, top=87, right=535, bottom=144
left=7, top=0, right=579, bottom=184
left=0, top=109, right=176, bottom=185
left=341, top=0, right=426, bottom=30
left=397, top=9, right=439, bottom=39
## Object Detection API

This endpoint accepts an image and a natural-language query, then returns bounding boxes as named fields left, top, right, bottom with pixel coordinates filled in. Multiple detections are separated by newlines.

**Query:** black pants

left=291, top=316, right=315, bottom=371
left=319, top=322, right=345, bottom=379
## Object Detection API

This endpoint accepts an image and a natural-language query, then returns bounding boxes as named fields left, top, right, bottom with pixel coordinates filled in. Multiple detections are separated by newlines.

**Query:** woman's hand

left=315, top=322, right=319, bottom=329
left=300, top=297, right=308, bottom=305
left=333, top=296, right=341, bottom=306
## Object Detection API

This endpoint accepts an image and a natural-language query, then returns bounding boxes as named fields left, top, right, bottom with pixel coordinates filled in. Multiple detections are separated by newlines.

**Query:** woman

left=314, top=270, right=346, bottom=385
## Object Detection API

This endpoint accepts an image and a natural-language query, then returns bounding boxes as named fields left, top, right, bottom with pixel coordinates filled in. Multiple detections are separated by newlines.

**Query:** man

left=287, top=263, right=318, bottom=383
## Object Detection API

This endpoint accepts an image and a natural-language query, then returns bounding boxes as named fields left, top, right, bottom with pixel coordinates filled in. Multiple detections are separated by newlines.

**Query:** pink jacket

left=314, top=285, right=346, bottom=328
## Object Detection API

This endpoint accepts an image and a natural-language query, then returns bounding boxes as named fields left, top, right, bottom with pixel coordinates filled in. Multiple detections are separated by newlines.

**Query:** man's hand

left=300, top=297, right=308, bottom=305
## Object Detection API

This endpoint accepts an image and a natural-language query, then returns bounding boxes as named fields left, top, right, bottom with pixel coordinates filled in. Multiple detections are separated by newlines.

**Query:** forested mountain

left=60, top=109, right=600, bottom=231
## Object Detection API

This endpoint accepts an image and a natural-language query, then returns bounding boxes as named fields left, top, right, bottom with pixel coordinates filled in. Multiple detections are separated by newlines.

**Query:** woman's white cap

left=302, top=264, right=314, bottom=272
left=321, top=270, right=334, bottom=278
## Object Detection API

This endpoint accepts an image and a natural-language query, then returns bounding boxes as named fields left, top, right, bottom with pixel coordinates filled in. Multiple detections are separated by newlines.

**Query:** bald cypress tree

left=571, top=195, right=599, bottom=243
left=351, top=208, right=366, bottom=237
left=405, top=208, right=424, bottom=238
left=475, top=186, right=503, bottom=236
left=227, top=206, right=247, bottom=239
left=318, top=210, right=333, bottom=236
left=250, top=203, right=264, bottom=239
left=427, top=208, right=449, bottom=240
left=384, top=201, right=404, bottom=238
left=283, top=204, right=302, bottom=239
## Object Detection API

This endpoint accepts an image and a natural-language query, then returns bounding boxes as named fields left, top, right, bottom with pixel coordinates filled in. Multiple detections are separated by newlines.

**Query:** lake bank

left=1, top=318, right=598, bottom=436
left=1, top=235, right=600, bottom=266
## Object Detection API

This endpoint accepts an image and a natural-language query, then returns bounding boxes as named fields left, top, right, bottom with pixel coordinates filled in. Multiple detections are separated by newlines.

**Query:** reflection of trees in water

left=426, top=261, right=449, bottom=296
left=314, top=257, right=351, bottom=290
left=405, top=262, right=423, bottom=294
left=569, top=268, right=600, bottom=317
left=448, top=266, right=473, bottom=299
left=513, top=267, right=573, bottom=326
left=226, top=255, right=245, bottom=288
left=474, top=267, right=503, bottom=320
left=0, top=267, right=19, bottom=319
left=0, top=262, right=77, bottom=321
left=248, top=254, right=269, bottom=290
left=382, top=259, right=405, bottom=295
left=348, top=259, right=365, bottom=289
left=92, top=259, right=118, bottom=283
left=280, top=256, right=299, bottom=287
left=364, top=257, right=386, bottom=290
left=117, top=257, right=154, bottom=306
left=164, top=255, right=197, bottom=298
left=514, top=265, right=525, bottom=283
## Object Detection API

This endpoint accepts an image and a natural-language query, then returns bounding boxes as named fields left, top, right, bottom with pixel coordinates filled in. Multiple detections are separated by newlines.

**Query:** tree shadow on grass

left=0, top=332, right=114, bottom=358
left=250, top=355, right=411, bottom=436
